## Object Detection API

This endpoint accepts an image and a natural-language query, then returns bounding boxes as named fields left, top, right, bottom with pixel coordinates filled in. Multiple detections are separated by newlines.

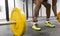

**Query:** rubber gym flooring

left=24, top=17, right=60, bottom=36
left=0, top=17, right=60, bottom=36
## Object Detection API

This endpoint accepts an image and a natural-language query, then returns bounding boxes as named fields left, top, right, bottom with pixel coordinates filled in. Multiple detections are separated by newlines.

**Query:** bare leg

left=52, top=0, right=57, bottom=17
left=42, top=1, right=55, bottom=28
left=33, top=0, right=43, bottom=22
left=32, top=0, right=43, bottom=31
left=42, top=1, right=51, bottom=21
left=52, top=0, right=59, bottom=20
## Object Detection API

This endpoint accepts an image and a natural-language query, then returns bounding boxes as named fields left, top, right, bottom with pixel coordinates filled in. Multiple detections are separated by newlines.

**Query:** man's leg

left=42, top=1, right=55, bottom=27
left=52, top=0, right=57, bottom=16
left=42, top=1, right=51, bottom=21
left=32, top=0, right=43, bottom=31
left=52, top=0, right=59, bottom=19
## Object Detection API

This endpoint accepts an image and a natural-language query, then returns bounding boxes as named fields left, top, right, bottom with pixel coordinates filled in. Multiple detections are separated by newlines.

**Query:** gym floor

left=0, top=17, right=60, bottom=36
left=24, top=17, right=60, bottom=36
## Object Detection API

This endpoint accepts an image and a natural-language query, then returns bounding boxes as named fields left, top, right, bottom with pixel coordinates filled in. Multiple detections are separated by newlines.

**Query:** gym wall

left=0, top=0, right=6, bottom=19
left=0, top=0, right=23, bottom=19
left=0, top=0, right=60, bottom=19
left=8, top=0, right=23, bottom=19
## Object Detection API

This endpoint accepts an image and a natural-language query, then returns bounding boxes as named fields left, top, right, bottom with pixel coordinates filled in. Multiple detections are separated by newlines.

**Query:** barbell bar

left=0, top=20, right=31, bottom=25
left=0, top=19, right=57, bottom=25
left=0, top=21, right=16, bottom=25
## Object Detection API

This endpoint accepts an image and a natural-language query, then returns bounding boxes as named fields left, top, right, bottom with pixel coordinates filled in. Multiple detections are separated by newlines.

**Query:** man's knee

left=52, top=3, right=57, bottom=6
left=35, top=0, right=43, bottom=5
left=48, top=4, right=51, bottom=7
left=46, top=3, right=51, bottom=9
left=52, top=0, right=57, bottom=6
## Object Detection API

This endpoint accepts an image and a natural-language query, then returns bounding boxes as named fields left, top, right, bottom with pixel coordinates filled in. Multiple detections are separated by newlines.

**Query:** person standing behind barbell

left=32, top=0, right=59, bottom=31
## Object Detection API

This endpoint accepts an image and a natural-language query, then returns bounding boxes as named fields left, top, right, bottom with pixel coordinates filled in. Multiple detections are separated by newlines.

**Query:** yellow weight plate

left=57, top=12, right=60, bottom=23
left=10, top=8, right=26, bottom=36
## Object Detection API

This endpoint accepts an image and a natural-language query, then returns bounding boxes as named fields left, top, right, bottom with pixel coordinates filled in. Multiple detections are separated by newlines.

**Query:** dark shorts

left=33, top=0, right=48, bottom=3
left=43, top=0, right=48, bottom=2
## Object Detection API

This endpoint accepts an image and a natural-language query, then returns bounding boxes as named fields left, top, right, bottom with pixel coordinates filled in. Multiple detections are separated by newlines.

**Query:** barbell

left=0, top=7, right=60, bottom=36
left=10, top=8, right=26, bottom=36
left=57, top=12, right=60, bottom=22
left=0, top=8, right=26, bottom=36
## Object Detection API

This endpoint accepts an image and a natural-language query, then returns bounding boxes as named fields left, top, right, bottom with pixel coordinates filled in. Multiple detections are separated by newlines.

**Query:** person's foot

left=45, top=22, right=55, bottom=28
left=33, top=17, right=38, bottom=22
left=32, top=22, right=41, bottom=31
